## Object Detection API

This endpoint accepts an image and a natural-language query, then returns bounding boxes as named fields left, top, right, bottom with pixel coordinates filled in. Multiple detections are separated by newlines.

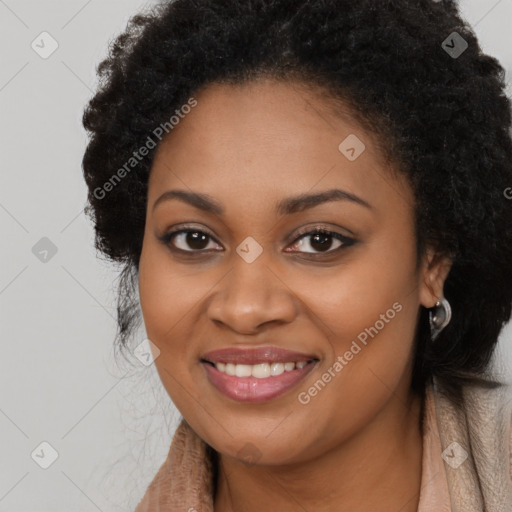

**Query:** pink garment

left=135, top=382, right=511, bottom=511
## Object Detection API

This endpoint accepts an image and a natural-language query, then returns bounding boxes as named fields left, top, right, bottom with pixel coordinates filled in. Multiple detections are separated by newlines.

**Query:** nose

left=206, top=255, right=298, bottom=335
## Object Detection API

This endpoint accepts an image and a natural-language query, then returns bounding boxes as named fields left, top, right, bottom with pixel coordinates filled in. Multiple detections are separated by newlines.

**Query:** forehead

left=148, top=79, right=412, bottom=215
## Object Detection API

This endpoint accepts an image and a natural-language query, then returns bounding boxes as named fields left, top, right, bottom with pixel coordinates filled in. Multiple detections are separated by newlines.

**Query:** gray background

left=1, top=1, right=511, bottom=510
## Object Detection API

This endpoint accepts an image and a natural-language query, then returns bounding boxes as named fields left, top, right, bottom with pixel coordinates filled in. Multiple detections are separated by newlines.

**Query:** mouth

left=200, top=346, right=319, bottom=403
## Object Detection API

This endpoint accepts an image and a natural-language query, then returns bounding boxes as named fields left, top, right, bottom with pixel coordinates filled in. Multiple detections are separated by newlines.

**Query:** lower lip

left=202, top=361, right=316, bottom=403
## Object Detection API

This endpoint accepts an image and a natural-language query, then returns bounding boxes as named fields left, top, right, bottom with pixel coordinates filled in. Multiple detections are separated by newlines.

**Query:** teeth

left=270, top=362, right=285, bottom=376
left=235, top=364, right=252, bottom=378
left=212, top=361, right=311, bottom=377
left=252, top=363, right=271, bottom=378
left=284, top=362, right=295, bottom=372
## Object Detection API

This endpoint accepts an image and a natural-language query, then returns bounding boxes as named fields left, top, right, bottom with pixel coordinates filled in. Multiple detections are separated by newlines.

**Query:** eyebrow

left=152, top=188, right=373, bottom=216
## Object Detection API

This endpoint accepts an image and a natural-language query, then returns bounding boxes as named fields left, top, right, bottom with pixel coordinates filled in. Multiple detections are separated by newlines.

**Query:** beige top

left=417, top=382, right=451, bottom=511
left=135, top=382, right=512, bottom=511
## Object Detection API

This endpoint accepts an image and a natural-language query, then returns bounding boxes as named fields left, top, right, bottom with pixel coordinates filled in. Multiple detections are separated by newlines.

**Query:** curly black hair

left=82, top=0, right=512, bottom=406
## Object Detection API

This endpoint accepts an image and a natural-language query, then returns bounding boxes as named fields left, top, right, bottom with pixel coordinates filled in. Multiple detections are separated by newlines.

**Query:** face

left=138, top=79, right=450, bottom=466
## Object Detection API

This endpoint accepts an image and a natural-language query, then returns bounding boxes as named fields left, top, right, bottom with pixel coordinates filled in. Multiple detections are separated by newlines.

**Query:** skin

left=137, top=78, right=452, bottom=511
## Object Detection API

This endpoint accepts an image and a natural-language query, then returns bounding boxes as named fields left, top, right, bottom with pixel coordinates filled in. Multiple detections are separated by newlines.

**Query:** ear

left=419, top=247, right=453, bottom=309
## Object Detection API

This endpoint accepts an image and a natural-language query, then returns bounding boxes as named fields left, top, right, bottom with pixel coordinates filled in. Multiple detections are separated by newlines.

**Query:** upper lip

left=201, top=346, right=318, bottom=365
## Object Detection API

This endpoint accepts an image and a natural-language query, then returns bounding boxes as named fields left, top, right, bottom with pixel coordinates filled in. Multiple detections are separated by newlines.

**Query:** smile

left=201, top=358, right=318, bottom=403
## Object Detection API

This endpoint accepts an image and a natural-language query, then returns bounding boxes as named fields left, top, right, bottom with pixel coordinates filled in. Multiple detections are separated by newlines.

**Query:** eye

left=159, top=227, right=221, bottom=253
left=286, top=226, right=355, bottom=255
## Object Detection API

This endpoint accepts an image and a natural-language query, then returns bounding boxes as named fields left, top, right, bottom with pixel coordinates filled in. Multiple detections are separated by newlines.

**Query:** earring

left=429, top=297, right=452, bottom=341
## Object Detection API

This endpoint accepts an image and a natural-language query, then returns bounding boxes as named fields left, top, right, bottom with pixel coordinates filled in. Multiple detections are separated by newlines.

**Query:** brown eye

left=286, top=228, right=355, bottom=255
left=161, top=229, right=221, bottom=252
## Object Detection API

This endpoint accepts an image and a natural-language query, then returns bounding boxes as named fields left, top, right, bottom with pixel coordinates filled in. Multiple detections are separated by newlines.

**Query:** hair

left=82, top=0, right=512, bottom=407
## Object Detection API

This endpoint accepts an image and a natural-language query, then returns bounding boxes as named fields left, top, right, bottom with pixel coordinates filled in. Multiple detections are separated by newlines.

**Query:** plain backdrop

left=1, top=0, right=512, bottom=510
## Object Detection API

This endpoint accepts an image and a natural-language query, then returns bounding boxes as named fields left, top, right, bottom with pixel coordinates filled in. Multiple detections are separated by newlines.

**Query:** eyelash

left=158, top=224, right=356, bottom=258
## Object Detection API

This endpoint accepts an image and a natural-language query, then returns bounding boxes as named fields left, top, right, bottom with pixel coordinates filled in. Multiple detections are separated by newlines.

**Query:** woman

left=81, top=0, right=512, bottom=510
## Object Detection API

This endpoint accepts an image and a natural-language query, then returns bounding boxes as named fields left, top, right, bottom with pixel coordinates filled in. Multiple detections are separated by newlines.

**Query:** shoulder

left=433, top=379, right=512, bottom=470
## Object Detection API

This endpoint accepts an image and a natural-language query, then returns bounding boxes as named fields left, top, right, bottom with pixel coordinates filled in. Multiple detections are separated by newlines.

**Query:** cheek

left=138, top=245, right=170, bottom=337
left=285, top=242, right=420, bottom=447
left=296, top=235, right=421, bottom=397
left=137, top=242, right=194, bottom=385
left=138, top=240, right=198, bottom=341
left=137, top=240, right=217, bottom=386
left=303, top=240, right=418, bottom=341
left=138, top=243, right=200, bottom=411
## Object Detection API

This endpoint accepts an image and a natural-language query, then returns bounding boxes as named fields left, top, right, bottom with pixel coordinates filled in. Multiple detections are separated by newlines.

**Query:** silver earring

left=429, top=297, right=452, bottom=341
